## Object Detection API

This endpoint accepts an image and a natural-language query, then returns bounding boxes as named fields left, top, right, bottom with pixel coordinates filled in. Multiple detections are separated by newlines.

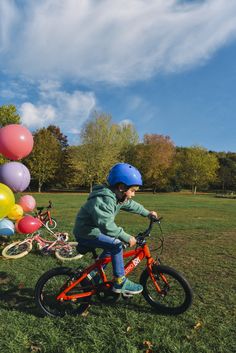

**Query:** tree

left=79, top=113, right=139, bottom=190
left=216, top=152, right=236, bottom=191
left=58, top=146, right=87, bottom=188
left=47, top=125, right=69, bottom=149
left=116, top=122, right=139, bottom=159
left=24, top=128, right=61, bottom=192
left=127, top=134, right=175, bottom=192
left=178, top=145, right=219, bottom=194
left=0, top=104, right=21, bottom=127
left=46, top=125, right=69, bottom=187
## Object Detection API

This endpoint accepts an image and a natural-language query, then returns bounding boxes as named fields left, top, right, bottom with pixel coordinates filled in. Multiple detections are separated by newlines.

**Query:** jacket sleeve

left=90, top=199, right=131, bottom=243
left=120, top=199, right=150, bottom=217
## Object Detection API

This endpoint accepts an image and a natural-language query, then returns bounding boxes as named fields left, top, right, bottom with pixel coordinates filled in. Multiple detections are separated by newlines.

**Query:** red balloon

left=0, top=124, right=34, bottom=160
left=17, top=215, right=41, bottom=234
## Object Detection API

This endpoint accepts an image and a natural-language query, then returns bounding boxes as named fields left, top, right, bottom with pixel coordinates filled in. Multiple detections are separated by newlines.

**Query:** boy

left=73, top=163, right=158, bottom=296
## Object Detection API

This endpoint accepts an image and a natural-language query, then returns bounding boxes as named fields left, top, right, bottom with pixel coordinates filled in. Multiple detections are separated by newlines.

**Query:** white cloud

left=0, top=0, right=19, bottom=53
left=1, top=0, right=236, bottom=84
left=20, top=102, right=56, bottom=128
left=119, top=119, right=134, bottom=126
left=19, top=80, right=97, bottom=134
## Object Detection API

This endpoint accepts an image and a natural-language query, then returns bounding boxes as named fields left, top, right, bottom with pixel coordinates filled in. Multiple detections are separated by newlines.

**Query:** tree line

left=0, top=104, right=235, bottom=194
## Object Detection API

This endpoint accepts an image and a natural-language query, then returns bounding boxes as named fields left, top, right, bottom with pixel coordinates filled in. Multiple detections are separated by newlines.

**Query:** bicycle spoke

left=35, top=268, right=92, bottom=317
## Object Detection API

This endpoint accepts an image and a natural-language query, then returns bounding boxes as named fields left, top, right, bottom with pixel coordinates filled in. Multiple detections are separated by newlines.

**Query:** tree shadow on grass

left=0, top=271, right=39, bottom=316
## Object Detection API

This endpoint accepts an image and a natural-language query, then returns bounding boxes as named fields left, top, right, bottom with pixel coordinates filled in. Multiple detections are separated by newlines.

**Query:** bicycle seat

left=36, top=207, right=44, bottom=211
left=76, top=244, right=97, bottom=257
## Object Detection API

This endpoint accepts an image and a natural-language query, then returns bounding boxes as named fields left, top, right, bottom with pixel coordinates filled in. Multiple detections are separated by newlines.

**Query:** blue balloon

left=0, top=218, right=15, bottom=236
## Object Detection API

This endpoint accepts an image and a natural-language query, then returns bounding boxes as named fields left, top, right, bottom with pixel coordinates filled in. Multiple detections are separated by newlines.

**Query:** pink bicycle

left=2, top=231, right=82, bottom=261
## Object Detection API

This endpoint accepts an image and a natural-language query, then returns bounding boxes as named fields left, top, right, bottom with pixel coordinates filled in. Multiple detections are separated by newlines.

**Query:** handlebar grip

left=149, top=215, right=163, bottom=222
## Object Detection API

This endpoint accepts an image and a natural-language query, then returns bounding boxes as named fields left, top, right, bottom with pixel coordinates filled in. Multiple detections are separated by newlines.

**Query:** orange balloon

left=7, top=204, right=24, bottom=220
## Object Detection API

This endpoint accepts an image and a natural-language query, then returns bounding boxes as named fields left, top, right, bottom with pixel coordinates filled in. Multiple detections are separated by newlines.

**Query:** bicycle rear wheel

left=55, top=242, right=84, bottom=261
left=35, top=267, right=92, bottom=317
left=2, top=241, right=32, bottom=259
left=140, top=264, right=193, bottom=315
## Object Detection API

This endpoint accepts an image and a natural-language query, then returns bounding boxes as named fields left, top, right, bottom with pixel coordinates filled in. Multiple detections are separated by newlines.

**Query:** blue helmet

left=107, top=163, right=143, bottom=187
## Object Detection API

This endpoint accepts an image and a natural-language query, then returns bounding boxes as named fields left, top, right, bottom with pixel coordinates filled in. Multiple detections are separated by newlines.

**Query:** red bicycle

left=35, top=217, right=193, bottom=317
left=35, top=200, right=57, bottom=230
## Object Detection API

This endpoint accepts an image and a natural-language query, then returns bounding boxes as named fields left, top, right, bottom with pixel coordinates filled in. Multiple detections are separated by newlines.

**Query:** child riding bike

left=73, top=163, right=158, bottom=296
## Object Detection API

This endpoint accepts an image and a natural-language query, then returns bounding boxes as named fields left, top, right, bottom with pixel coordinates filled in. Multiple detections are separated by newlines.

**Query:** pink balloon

left=19, top=195, right=36, bottom=212
left=0, top=124, right=33, bottom=160
left=17, top=215, right=41, bottom=234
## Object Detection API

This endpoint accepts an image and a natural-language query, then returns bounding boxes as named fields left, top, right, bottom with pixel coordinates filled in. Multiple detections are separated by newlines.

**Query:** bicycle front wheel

left=140, top=264, right=193, bottom=315
left=2, top=241, right=32, bottom=259
left=35, top=267, right=92, bottom=317
left=55, top=242, right=84, bottom=261
left=46, top=218, right=57, bottom=230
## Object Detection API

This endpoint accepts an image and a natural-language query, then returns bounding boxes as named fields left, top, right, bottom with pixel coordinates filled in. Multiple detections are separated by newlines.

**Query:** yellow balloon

left=0, top=183, right=15, bottom=219
left=7, top=203, right=24, bottom=220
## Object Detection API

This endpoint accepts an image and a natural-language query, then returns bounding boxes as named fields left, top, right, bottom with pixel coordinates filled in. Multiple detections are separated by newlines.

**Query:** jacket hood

left=87, top=184, right=116, bottom=201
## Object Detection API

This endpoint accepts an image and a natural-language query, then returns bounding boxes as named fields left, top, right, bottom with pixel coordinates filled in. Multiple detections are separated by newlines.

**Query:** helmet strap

left=111, top=183, right=128, bottom=203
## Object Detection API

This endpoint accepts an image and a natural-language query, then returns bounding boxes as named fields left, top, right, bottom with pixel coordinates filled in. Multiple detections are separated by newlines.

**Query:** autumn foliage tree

left=128, top=134, right=176, bottom=192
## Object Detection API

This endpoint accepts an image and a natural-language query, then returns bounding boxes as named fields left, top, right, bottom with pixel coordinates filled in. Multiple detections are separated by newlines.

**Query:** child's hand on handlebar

left=148, top=211, right=158, bottom=219
left=129, top=236, right=137, bottom=247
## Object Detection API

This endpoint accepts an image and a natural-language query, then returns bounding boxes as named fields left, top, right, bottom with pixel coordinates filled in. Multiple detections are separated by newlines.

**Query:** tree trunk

left=38, top=181, right=43, bottom=193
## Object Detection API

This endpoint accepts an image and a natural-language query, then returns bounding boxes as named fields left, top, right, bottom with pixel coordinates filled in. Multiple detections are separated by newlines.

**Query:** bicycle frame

left=20, top=233, right=67, bottom=251
left=56, top=242, right=163, bottom=302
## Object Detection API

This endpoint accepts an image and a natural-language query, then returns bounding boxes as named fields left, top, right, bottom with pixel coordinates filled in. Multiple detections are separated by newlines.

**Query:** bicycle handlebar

left=123, top=216, right=163, bottom=248
left=138, top=215, right=162, bottom=236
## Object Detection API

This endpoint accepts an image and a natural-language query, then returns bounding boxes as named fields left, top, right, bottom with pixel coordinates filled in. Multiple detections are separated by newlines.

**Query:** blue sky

left=0, top=0, right=236, bottom=152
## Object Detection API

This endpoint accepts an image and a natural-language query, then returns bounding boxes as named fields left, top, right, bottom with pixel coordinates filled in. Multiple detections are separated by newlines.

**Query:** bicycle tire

left=55, top=242, right=84, bottom=261
left=46, top=218, right=57, bottom=230
left=2, top=241, right=32, bottom=259
left=140, top=264, right=193, bottom=315
left=35, top=267, right=92, bottom=317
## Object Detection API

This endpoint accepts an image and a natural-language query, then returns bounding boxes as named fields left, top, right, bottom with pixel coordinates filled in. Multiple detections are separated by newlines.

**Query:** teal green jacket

left=73, top=184, right=150, bottom=243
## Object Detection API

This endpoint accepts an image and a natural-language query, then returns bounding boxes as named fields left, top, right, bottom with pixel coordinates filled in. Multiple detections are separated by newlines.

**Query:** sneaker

left=112, top=278, right=143, bottom=295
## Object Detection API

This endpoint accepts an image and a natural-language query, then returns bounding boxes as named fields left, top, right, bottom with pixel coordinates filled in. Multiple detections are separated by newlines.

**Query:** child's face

left=124, top=186, right=139, bottom=200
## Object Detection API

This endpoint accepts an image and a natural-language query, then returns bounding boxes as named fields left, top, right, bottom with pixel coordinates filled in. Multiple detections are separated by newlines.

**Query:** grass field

left=0, top=192, right=235, bottom=353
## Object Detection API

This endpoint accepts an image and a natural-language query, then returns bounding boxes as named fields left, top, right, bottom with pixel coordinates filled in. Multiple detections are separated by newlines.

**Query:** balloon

left=0, top=183, right=15, bottom=218
left=0, top=162, right=31, bottom=192
left=17, top=215, right=41, bottom=234
left=0, top=124, right=33, bottom=160
left=15, top=219, right=22, bottom=234
left=7, top=204, right=24, bottom=220
left=19, top=195, right=36, bottom=212
left=0, top=218, right=15, bottom=236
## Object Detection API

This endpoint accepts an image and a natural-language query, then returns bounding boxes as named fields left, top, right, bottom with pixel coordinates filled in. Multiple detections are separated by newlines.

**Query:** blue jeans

left=77, top=234, right=125, bottom=278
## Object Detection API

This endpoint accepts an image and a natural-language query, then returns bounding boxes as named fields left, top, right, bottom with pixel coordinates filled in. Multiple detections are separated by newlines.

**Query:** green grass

left=0, top=192, right=236, bottom=353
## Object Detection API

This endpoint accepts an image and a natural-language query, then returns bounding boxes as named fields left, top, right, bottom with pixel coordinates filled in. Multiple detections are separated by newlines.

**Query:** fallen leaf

left=193, top=321, right=202, bottom=330
left=30, top=345, right=42, bottom=352
left=143, top=340, right=156, bottom=352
